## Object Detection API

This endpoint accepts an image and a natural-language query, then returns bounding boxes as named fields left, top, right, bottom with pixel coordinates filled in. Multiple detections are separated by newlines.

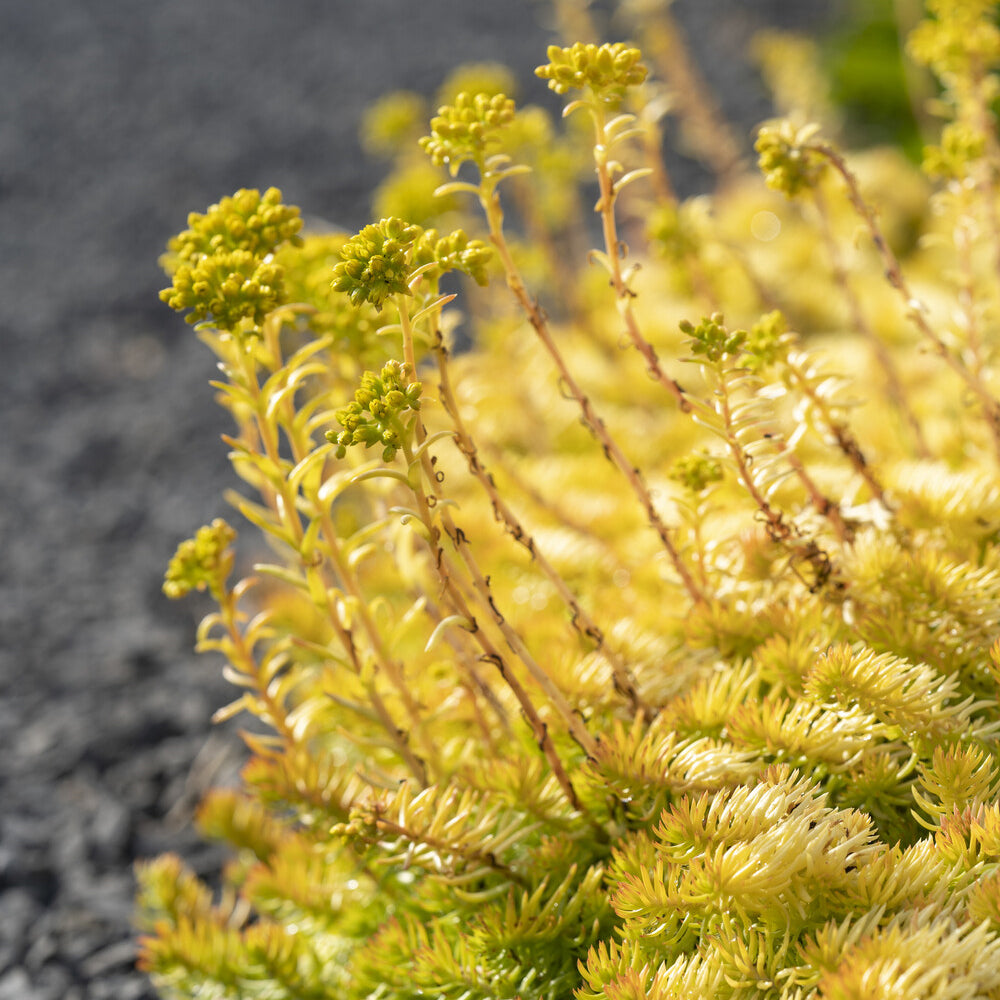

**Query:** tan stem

left=811, top=186, right=929, bottom=459
left=632, top=6, right=743, bottom=185
left=714, top=366, right=838, bottom=592
left=765, top=432, right=853, bottom=545
left=812, top=141, right=1000, bottom=467
left=786, top=355, right=890, bottom=508
left=433, top=336, right=646, bottom=713
left=479, top=183, right=707, bottom=606
left=481, top=439, right=630, bottom=570
left=395, top=300, right=599, bottom=821
left=591, top=107, right=691, bottom=413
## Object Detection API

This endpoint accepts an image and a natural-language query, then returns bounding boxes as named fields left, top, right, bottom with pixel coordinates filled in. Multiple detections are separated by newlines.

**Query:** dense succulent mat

left=136, top=2, right=1000, bottom=999
left=0, top=2, right=834, bottom=997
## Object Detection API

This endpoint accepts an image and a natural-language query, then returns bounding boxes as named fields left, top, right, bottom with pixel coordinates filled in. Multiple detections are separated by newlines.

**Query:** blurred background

left=1, top=1, right=916, bottom=996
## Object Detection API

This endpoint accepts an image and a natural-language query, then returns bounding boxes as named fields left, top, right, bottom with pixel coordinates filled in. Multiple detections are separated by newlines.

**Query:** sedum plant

left=139, top=3, right=1000, bottom=997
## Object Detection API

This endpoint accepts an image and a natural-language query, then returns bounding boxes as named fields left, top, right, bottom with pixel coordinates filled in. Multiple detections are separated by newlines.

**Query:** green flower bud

left=165, top=188, right=302, bottom=267
left=380, top=361, right=404, bottom=390
left=335, top=402, right=363, bottom=433
left=535, top=42, right=647, bottom=106
left=908, top=0, right=1000, bottom=78
left=325, top=361, right=422, bottom=460
left=419, top=92, right=516, bottom=174
left=922, top=121, right=987, bottom=179
left=413, top=228, right=495, bottom=286
left=157, top=189, right=303, bottom=335
left=163, top=519, right=236, bottom=599
left=647, top=202, right=700, bottom=262
left=755, top=121, right=825, bottom=198
left=332, top=218, right=422, bottom=309
left=669, top=453, right=725, bottom=494
left=681, top=314, right=746, bottom=364
left=360, top=91, right=429, bottom=158
left=743, top=310, right=791, bottom=372
left=159, top=249, right=284, bottom=334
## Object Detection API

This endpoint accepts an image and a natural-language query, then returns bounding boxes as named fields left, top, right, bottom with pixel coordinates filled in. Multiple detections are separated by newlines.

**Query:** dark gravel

left=1, top=2, right=839, bottom=996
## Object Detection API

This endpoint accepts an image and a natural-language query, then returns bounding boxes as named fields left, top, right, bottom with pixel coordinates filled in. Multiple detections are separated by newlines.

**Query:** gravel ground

left=1, top=2, right=837, bottom=996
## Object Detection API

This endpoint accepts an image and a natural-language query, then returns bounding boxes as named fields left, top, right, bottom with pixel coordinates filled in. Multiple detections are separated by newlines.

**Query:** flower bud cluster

left=276, top=234, right=387, bottom=363
left=332, top=218, right=422, bottom=310
left=361, top=91, right=428, bottom=158
left=413, top=228, right=494, bottom=286
left=328, top=361, right=423, bottom=462
left=159, top=188, right=302, bottom=334
left=501, top=105, right=555, bottom=159
left=669, top=453, right=724, bottom=494
left=535, top=42, right=647, bottom=104
left=160, top=249, right=284, bottom=330
left=743, top=310, right=791, bottom=372
left=168, top=187, right=303, bottom=264
left=163, top=519, right=236, bottom=599
left=419, top=92, right=516, bottom=173
left=908, top=0, right=1000, bottom=78
left=681, top=314, right=746, bottom=365
left=755, top=121, right=825, bottom=198
left=647, top=202, right=699, bottom=263
left=922, top=121, right=987, bottom=178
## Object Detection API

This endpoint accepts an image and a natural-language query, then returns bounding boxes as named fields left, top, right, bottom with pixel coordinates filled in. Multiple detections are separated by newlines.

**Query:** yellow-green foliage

left=141, top=6, right=1000, bottom=998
